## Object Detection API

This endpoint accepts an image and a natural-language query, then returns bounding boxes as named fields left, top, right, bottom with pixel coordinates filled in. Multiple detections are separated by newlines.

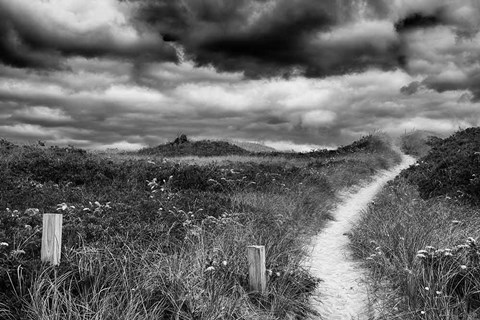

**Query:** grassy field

left=0, top=134, right=401, bottom=320
left=350, top=127, right=480, bottom=319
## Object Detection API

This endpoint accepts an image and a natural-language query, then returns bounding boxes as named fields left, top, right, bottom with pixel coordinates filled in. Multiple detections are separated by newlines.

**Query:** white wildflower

left=24, top=208, right=39, bottom=216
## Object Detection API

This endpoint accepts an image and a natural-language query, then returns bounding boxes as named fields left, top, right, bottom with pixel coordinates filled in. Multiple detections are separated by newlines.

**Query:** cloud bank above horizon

left=0, top=0, right=479, bottom=149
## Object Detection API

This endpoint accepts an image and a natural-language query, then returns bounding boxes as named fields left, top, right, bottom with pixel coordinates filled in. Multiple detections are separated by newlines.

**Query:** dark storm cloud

left=394, top=3, right=480, bottom=38
left=424, top=70, right=480, bottom=102
left=0, top=20, right=59, bottom=69
left=0, top=0, right=178, bottom=69
left=130, top=0, right=402, bottom=78
left=395, top=12, right=442, bottom=32
left=193, top=0, right=334, bottom=76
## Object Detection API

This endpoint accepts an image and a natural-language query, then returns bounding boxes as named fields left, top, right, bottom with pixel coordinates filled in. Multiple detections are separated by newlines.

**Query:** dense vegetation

left=351, top=127, right=480, bottom=319
left=402, top=127, right=480, bottom=206
left=0, top=134, right=400, bottom=319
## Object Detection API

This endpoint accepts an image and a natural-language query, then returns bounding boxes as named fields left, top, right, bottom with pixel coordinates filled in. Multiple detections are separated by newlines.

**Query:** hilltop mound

left=139, top=139, right=250, bottom=157
left=399, top=130, right=444, bottom=157
left=401, top=127, right=480, bottom=206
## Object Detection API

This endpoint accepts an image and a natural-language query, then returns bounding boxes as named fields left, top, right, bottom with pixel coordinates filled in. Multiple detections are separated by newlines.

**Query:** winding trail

left=306, top=155, right=416, bottom=320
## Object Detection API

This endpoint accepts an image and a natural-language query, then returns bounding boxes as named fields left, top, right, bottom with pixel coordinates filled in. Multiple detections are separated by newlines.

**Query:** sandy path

left=306, top=155, right=415, bottom=320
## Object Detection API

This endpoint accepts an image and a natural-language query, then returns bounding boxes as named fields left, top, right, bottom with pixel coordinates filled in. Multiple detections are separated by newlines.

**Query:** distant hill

left=227, top=140, right=277, bottom=153
left=399, top=130, right=444, bottom=157
left=400, top=127, right=480, bottom=206
left=138, top=139, right=251, bottom=157
left=139, top=134, right=394, bottom=158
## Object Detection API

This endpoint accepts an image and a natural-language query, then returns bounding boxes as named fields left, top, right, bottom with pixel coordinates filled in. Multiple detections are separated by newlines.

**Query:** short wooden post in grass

left=41, top=213, right=63, bottom=266
left=247, top=245, right=266, bottom=294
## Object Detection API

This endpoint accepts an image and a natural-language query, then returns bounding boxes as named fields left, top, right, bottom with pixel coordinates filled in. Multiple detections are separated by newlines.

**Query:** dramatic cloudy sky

left=0, top=0, right=479, bottom=150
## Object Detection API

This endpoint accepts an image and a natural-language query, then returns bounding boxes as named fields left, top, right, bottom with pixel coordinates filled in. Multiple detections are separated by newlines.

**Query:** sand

left=306, top=155, right=416, bottom=319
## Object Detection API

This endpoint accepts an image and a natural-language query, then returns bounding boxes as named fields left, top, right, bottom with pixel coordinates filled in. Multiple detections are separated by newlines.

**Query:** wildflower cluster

left=7, top=208, right=20, bottom=218
left=204, top=256, right=229, bottom=274
left=414, top=237, right=480, bottom=313
left=146, top=175, right=173, bottom=198
left=81, top=201, right=112, bottom=214
left=0, top=207, right=43, bottom=292
left=415, top=237, right=479, bottom=266
left=56, top=202, right=76, bottom=212
left=365, top=244, right=384, bottom=261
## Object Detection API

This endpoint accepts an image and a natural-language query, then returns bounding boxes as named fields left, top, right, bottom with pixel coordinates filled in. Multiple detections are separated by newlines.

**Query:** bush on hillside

left=400, top=127, right=480, bottom=206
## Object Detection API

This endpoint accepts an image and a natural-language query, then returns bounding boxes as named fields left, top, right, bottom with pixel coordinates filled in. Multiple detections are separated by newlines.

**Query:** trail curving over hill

left=307, top=154, right=416, bottom=319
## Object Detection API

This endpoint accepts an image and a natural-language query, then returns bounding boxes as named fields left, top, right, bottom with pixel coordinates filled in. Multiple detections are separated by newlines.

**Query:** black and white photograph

left=0, top=0, right=479, bottom=319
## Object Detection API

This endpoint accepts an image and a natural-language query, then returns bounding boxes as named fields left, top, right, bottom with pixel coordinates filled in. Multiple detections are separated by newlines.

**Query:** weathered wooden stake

left=247, top=245, right=266, bottom=294
left=41, top=214, right=63, bottom=266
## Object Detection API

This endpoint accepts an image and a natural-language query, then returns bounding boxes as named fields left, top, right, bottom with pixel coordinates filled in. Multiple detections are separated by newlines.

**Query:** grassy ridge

left=350, top=127, right=480, bottom=319
left=0, top=134, right=400, bottom=319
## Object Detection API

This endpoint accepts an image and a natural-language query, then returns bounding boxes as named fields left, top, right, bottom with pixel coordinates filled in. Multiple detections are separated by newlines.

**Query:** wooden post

left=41, top=214, right=63, bottom=266
left=247, top=245, right=266, bottom=294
